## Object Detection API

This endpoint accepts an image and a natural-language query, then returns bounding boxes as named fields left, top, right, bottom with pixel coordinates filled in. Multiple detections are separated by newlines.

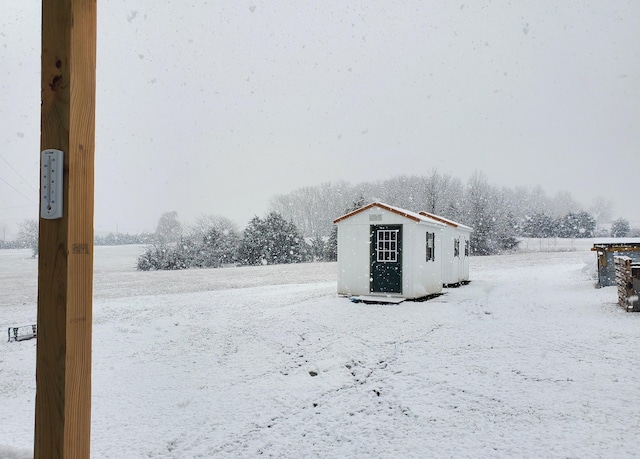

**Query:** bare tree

left=269, top=181, right=356, bottom=237
left=589, top=195, right=614, bottom=234
left=155, top=211, right=182, bottom=244
left=189, top=215, right=239, bottom=239
left=549, top=191, right=581, bottom=218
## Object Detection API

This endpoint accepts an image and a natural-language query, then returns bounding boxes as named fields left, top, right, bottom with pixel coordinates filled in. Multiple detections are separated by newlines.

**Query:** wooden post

left=35, top=0, right=96, bottom=457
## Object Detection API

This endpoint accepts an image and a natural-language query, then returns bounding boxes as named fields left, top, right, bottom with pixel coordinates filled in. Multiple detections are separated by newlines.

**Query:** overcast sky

left=1, top=1, right=639, bottom=238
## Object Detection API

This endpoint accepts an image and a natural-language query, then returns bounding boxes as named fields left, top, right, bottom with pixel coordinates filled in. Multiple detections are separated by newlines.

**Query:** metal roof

left=418, top=211, right=473, bottom=231
left=333, top=202, right=447, bottom=227
left=332, top=202, right=473, bottom=231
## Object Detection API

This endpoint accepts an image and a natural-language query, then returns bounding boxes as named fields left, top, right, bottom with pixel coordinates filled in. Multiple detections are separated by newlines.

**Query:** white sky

left=1, top=1, right=639, bottom=237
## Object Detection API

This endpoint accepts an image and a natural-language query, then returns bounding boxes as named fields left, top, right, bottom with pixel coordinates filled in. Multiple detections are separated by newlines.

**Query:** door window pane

left=377, top=230, right=398, bottom=263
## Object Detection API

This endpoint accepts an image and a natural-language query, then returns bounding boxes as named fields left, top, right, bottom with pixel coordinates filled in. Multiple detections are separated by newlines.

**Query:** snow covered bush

left=237, top=212, right=311, bottom=265
left=136, top=214, right=241, bottom=271
left=136, top=243, right=189, bottom=270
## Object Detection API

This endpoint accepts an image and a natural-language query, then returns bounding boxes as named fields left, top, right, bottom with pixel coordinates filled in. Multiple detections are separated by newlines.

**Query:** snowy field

left=2, top=241, right=640, bottom=458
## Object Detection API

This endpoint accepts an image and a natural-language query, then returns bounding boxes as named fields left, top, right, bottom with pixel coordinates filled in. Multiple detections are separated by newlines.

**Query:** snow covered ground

left=2, top=241, right=640, bottom=458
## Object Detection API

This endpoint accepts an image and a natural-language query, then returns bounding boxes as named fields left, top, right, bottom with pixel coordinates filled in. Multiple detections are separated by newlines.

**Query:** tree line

left=1, top=220, right=156, bottom=258
left=5, top=170, right=639, bottom=266
left=270, top=170, right=638, bottom=255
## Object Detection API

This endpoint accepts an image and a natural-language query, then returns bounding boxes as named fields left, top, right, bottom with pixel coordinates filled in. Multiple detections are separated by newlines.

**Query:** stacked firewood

left=614, top=256, right=639, bottom=312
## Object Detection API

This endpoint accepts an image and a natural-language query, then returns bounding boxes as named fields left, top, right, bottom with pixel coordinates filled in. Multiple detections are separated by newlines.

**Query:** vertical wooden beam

left=36, top=0, right=96, bottom=457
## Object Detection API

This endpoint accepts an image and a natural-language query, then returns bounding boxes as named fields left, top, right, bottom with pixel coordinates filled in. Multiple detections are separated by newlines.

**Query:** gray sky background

left=1, top=1, right=639, bottom=238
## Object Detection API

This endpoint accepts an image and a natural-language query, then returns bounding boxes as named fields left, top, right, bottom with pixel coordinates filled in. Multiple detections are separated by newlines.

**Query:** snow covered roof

left=591, top=239, right=640, bottom=252
left=418, top=211, right=473, bottom=232
left=592, top=238, right=640, bottom=245
left=333, top=202, right=447, bottom=227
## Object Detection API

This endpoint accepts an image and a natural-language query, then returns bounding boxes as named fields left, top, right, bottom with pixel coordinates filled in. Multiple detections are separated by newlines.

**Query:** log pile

left=614, top=256, right=640, bottom=312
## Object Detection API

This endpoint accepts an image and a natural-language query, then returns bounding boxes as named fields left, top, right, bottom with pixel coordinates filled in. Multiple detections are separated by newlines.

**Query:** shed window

left=376, top=229, right=398, bottom=262
left=454, top=238, right=460, bottom=257
left=464, top=240, right=469, bottom=257
left=426, top=232, right=435, bottom=262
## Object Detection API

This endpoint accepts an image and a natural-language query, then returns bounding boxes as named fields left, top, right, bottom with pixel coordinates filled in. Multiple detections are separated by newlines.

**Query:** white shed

left=419, top=211, right=472, bottom=286
left=333, top=202, right=447, bottom=300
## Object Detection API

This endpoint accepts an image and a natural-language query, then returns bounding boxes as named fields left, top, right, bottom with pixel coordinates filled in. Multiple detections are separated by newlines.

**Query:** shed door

left=370, top=225, right=402, bottom=294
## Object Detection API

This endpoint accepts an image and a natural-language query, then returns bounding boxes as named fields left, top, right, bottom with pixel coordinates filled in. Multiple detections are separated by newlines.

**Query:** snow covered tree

left=324, top=228, right=337, bottom=261
left=237, top=216, right=268, bottom=265
left=310, top=234, right=326, bottom=261
left=238, top=213, right=310, bottom=265
left=556, top=212, right=595, bottom=238
left=463, top=172, right=496, bottom=255
left=200, top=227, right=239, bottom=267
left=522, top=213, right=557, bottom=238
left=611, top=218, right=630, bottom=238
left=187, top=215, right=240, bottom=267
left=489, top=189, right=522, bottom=251
left=350, top=195, right=366, bottom=212
left=17, top=219, right=39, bottom=258
left=572, top=211, right=596, bottom=238
left=556, top=214, right=575, bottom=238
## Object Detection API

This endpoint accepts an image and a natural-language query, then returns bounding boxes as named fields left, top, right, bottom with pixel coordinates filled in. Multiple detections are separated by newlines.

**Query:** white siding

left=407, top=224, right=443, bottom=297
left=440, top=227, right=457, bottom=285
left=459, top=231, right=471, bottom=282
left=336, top=223, right=370, bottom=296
